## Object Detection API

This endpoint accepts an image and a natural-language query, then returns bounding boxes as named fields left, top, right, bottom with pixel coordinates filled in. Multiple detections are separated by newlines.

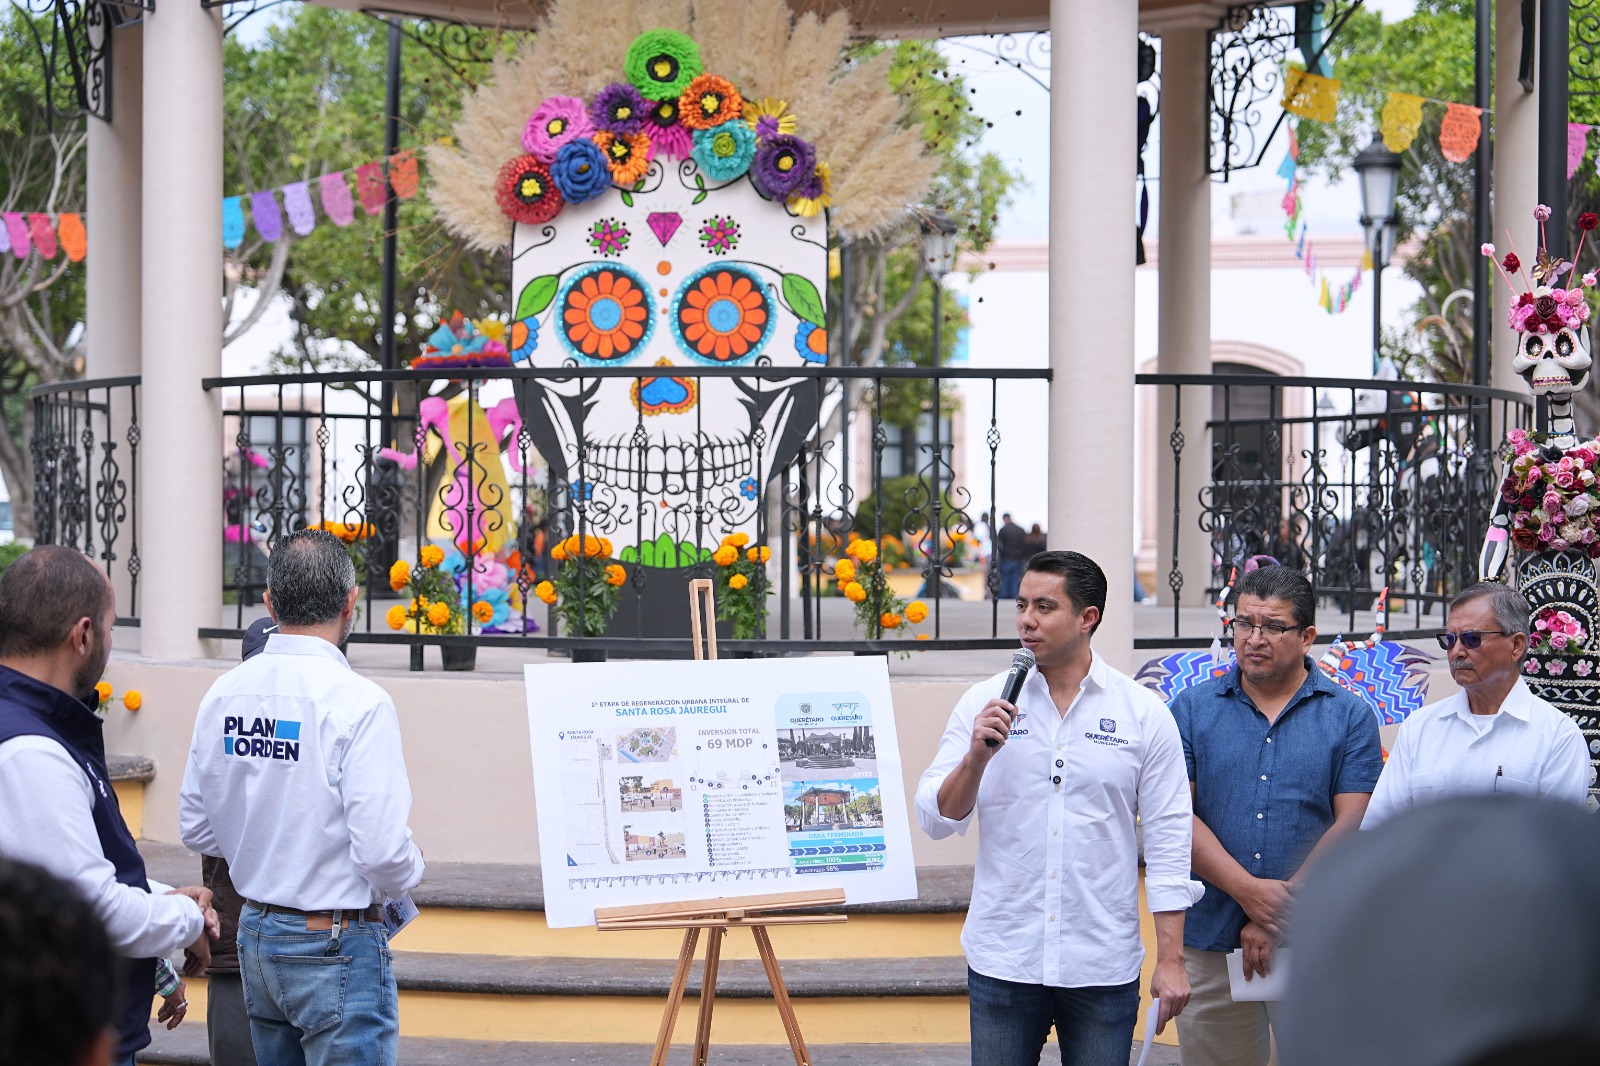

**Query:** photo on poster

left=617, top=725, right=677, bottom=763
left=620, top=775, right=683, bottom=813
left=778, top=725, right=877, bottom=778
left=781, top=777, right=886, bottom=875
left=621, top=818, right=688, bottom=862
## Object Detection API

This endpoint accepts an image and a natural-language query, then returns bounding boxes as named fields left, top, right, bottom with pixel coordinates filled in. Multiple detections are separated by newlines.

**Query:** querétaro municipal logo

left=222, top=715, right=302, bottom=762
left=1099, top=718, right=1117, bottom=733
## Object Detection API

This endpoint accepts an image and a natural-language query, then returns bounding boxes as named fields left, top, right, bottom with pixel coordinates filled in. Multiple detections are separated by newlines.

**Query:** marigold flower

left=535, top=580, right=558, bottom=605
left=386, top=605, right=409, bottom=630
left=843, top=581, right=867, bottom=603
left=426, top=602, right=453, bottom=628
left=850, top=540, right=878, bottom=564
left=419, top=544, right=445, bottom=568
left=905, top=600, right=928, bottom=624
left=833, top=559, right=856, bottom=582
left=729, top=573, right=749, bottom=590
left=881, top=612, right=902, bottom=629
left=583, top=536, right=606, bottom=559
left=728, top=532, right=750, bottom=548
left=915, top=633, right=931, bottom=640
left=713, top=545, right=738, bottom=566
left=472, top=600, right=495, bottom=623
left=605, top=563, right=627, bottom=587
left=389, top=560, right=411, bottom=591
left=551, top=544, right=569, bottom=562
left=747, top=546, right=771, bottom=563
left=600, top=537, right=614, bottom=558
left=94, top=681, right=112, bottom=704
left=122, top=690, right=142, bottom=712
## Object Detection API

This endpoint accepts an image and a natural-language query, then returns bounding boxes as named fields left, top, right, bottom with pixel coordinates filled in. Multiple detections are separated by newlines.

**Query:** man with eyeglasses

left=1363, top=582, right=1588, bottom=829
left=1168, top=565, right=1382, bottom=1066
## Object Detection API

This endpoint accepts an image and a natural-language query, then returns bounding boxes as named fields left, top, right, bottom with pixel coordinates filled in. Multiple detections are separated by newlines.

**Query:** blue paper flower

left=740, top=477, right=759, bottom=500
left=691, top=122, right=756, bottom=183
left=793, top=321, right=826, bottom=364
left=550, top=140, right=613, bottom=204
left=510, top=317, right=539, bottom=361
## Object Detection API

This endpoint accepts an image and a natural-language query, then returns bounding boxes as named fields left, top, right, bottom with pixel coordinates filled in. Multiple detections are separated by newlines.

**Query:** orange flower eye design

left=672, top=264, right=774, bottom=363
left=558, top=263, right=655, bottom=362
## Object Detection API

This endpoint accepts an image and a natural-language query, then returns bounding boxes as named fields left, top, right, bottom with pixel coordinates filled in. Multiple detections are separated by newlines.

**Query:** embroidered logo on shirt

left=222, top=716, right=302, bottom=762
left=1099, top=718, right=1116, bottom=733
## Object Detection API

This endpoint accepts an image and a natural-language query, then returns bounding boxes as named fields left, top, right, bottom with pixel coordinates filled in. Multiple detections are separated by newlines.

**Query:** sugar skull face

left=1511, top=287, right=1592, bottom=396
left=509, top=156, right=828, bottom=553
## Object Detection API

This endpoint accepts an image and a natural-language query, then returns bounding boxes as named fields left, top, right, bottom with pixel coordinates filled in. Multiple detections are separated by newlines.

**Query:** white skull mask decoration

left=1510, top=288, right=1592, bottom=396
left=498, top=45, right=830, bottom=556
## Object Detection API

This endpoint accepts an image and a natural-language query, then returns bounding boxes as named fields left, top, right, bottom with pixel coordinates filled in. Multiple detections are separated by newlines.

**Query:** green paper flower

left=626, top=29, right=702, bottom=101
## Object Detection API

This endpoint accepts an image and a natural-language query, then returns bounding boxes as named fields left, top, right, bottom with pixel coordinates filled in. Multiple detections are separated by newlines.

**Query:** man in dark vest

left=0, top=546, right=218, bottom=1066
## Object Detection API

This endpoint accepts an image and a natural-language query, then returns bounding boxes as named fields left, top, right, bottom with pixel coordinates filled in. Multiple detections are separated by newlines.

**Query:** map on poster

left=525, top=656, right=918, bottom=928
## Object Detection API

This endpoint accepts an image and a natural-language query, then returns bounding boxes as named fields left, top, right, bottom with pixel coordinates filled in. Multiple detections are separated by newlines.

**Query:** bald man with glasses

left=1364, top=582, right=1590, bottom=829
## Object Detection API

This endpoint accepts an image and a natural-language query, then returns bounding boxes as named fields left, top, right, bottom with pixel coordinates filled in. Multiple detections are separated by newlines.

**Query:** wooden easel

left=592, top=579, right=847, bottom=1066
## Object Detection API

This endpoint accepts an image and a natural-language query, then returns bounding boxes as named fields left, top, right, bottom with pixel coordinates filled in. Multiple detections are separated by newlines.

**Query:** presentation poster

left=525, top=656, right=918, bottom=927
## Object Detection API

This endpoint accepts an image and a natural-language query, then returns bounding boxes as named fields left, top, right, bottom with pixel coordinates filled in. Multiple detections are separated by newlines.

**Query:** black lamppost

left=1354, top=137, right=1402, bottom=375
left=918, top=212, right=958, bottom=607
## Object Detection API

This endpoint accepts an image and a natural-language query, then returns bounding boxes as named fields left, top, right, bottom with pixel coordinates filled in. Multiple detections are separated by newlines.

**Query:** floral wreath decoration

left=411, top=312, right=512, bottom=370
left=1481, top=205, right=1600, bottom=336
left=425, top=0, right=935, bottom=252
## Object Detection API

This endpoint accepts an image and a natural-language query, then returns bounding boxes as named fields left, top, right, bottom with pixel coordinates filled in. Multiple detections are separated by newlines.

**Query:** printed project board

left=526, top=656, right=918, bottom=927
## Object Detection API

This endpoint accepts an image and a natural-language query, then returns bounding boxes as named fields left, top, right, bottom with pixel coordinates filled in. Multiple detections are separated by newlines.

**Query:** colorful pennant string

left=355, top=163, right=387, bottom=216
left=250, top=190, right=282, bottom=242
left=1570, top=124, right=1594, bottom=178
left=320, top=172, right=355, bottom=226
left=283, top=181, right=316, bottom=236
left=58, top=213, right=86, bottom=262
left=1438, top=103, right=1484, bottom=163
left=28, top=214, right=58, bottom=259
left=5, top=213, right=31, bottom=259
left=1380, top=92, right=1424, bottom=153
left=1283, top=69, right=1342, bottom=122
left=0, top=217, right=11, bottom=255
left=389, top=150, right=420, bottom=200
left=222, top=196, right=246, bottom=249
left=1279, top=122, right=1367, bottom=316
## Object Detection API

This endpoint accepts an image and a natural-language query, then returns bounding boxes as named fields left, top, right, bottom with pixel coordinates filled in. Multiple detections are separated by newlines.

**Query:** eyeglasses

left=1231, top=620, right=1305, bottom=643
left=1436, top=630, right=1512, bottom=651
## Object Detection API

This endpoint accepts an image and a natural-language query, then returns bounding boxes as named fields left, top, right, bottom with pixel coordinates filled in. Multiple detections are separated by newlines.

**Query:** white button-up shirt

left=1363, top=678, right=1591, bottom=829
left=915, top=651, right=1202, bottom=988
left=179, top=634, right=425, bottom=910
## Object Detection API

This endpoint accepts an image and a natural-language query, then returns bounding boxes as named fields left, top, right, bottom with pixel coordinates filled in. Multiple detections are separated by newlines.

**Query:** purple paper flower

left=751, top=135, right=816, bottom=199
left=592, top=82, right=650, bottom=135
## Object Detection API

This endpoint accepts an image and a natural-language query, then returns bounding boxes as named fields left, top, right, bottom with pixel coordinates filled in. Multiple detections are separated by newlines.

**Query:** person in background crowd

left=0, top=857, right=119, bottom=1066
left=1364, top=582, right=1589, bottom=828
left=181, top=530, right=424, bottom=1066
left=995, top=514, right=1029, bottom=600
left=917, top=550, right=1199, bottom=1066
left=0, top=547, right=217, bottom=1066
left=1169, top=565, right=1382, bottom=1066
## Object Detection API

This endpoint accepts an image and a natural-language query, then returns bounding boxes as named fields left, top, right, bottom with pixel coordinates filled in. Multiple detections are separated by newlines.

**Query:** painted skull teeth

left=583, top=434, right=756, bottom=494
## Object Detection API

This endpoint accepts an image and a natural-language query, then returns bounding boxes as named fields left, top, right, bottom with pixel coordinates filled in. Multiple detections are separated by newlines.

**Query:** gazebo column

left=1048, top=0, right=1139, bottom=668
left=85, top=19, right=142, bottom=613
left=140, top=2, right=224, bottom=659
left=1155, top=19, right=1214, bottom=607
left=1493, top=0, right=1538, bottom=397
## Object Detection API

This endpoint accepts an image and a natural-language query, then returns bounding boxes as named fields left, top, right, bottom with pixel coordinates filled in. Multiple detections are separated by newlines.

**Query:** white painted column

left=140, top=3, right=224, bottom=659
left=1155, top=21, right=1214, bottom=606
left=86, top=21, right=142, bottom=616
left=1494, top=0, right=1538, bottom=396
left=1049, top=0, right=1140, bottom=669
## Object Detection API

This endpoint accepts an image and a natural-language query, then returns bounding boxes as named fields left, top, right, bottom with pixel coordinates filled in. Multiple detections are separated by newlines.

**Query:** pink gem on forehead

left=647, top=212, right=682, bottom=246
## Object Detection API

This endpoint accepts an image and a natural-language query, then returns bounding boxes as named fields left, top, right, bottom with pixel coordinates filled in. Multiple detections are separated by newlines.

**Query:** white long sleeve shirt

left=1364, top=678, right=1591, bottom=829
left=916, top=651, right=1203, bottom=988
left=179, top=634, right=424, bottom=910
left=0, top=735, right=204, bottom=956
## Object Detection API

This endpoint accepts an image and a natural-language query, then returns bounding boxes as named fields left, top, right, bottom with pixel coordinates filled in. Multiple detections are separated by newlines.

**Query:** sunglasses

left=1436, top=629, right=1512, bottom=651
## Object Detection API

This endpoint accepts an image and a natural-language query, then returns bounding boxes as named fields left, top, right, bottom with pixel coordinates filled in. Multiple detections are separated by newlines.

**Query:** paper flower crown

left=1482, top=205, right=1600, bottom=334
left=426, top=0, right=934, bottom=251
left=410, top=312, right=511, bottom=370
left=494, top=29, right=830, bottom=229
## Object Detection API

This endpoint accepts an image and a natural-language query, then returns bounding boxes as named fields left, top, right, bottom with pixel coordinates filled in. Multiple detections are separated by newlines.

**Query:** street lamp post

left=918, top=211, right=958, bottom=613
left=1354, top=137, right=1402, bottom=376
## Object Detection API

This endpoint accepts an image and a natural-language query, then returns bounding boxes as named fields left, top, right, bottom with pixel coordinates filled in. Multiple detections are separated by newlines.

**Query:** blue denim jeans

left=998, top=560, right=1025, bottom=601
left=238, top=904, right=398, bottom=1066
left=968, top=968, right=1140, bottom=1066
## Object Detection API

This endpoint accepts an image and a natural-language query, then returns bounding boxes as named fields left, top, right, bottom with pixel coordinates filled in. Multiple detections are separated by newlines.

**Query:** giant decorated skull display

left=1509, top=287, right=1593, bottom=396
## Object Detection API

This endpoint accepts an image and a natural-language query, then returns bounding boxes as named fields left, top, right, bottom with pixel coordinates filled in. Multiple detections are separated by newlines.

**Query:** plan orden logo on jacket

left=222, top=715, right=302, bottom=762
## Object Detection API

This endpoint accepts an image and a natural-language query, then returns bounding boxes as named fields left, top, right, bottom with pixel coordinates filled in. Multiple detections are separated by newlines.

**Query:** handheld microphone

left=987, top=648, right=1036, bottom=748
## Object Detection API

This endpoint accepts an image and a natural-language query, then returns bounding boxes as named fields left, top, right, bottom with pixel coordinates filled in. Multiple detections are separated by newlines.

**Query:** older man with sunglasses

left=1363, top=582, right=1589, bottom=829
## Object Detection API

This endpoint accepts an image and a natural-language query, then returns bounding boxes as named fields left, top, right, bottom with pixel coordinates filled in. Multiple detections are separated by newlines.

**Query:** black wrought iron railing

left=1138, top=373, right=1535, bottom=647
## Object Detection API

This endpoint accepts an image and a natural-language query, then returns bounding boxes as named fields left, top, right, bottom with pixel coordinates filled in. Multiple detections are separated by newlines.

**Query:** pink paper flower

left=1547, top=659, right=1567, bottom=675
left=523, top=97, right=595, bottom=162
left=1526, top=659, right=1541, bottom=674
left=1536, top=204, right=1553, bottom=222
left=1576, top=660, right=1594, bottom=677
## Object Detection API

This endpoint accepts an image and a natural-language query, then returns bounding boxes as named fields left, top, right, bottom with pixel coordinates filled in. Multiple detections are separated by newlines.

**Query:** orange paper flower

left=679, top=74, right=744, bottom=130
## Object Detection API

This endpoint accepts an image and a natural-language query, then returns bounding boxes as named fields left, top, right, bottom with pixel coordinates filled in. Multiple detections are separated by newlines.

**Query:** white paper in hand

left=1133, top=998, right=1161, bottom=1066
left=1226, top=947, right=1291, bottom=1001
left=381, top=895, right=419, bottom=939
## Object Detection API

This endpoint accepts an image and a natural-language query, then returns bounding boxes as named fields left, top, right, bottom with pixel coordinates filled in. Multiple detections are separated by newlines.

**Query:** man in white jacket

left=181, top=529, right=424, bottom=1066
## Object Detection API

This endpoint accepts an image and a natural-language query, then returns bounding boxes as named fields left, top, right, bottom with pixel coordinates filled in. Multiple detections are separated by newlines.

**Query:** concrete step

left=137, top=1021, right=1184, bottom=1065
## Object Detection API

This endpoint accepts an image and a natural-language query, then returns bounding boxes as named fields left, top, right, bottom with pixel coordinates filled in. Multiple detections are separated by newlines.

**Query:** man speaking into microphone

left=916, top=551, right=1201, bottom=1066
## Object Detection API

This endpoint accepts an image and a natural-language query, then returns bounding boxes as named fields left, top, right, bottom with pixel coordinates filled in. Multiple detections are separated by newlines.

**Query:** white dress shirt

left=0, top=735, right=204, bottom=956
left=1363, top=678, right=1591, bottom=830
left=179, top=634, right=425, bottom=910
left=916, top=651, right=1203, bottom=988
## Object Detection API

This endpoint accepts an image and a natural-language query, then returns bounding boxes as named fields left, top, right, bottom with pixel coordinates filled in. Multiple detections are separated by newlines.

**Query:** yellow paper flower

left=729, top=573, right=749, bottom=590
left=472, top=600, right=494, bottom=623
left=881, top=612, right=902, bottom=629
left=843, top=581, right=866, bottom=603
left=551, top=543, right=568, bottom=562
left=419, top=544, right=445, bottom=568
left=426, top=602, right=452, bottom=628
left=475, top=318, right=508, bottom=343
left=746, top=546, right=771, bottom=564
left=386, top=605, right=409, bottom=630
left=94, top=681, right=112, bottom=704
left=389, top=560, right=411, bottom=591
left=122, top=690, right=142, bottom=711
left=743, top=98, right=798, bottom=136
left=787, top=161, right=832, bottom=219
left=535, top=580, right=558, bottom=604
left=850, top=540, right=878, bottom=564
left=713, top=545, right=738, bottom=566
left=605, top=563, right=627, bottom=587
left=905, top=600, right=928, bottom=624
left=833, top=558, right=856, bottom=582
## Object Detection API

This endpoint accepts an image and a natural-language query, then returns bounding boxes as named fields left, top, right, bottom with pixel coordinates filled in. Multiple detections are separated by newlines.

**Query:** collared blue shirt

left=1169, top=659, right=1383, bottom=952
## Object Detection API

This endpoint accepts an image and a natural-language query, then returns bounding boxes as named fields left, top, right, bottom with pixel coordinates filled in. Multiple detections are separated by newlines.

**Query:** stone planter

left=439, top=644, right=477, bottom=672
